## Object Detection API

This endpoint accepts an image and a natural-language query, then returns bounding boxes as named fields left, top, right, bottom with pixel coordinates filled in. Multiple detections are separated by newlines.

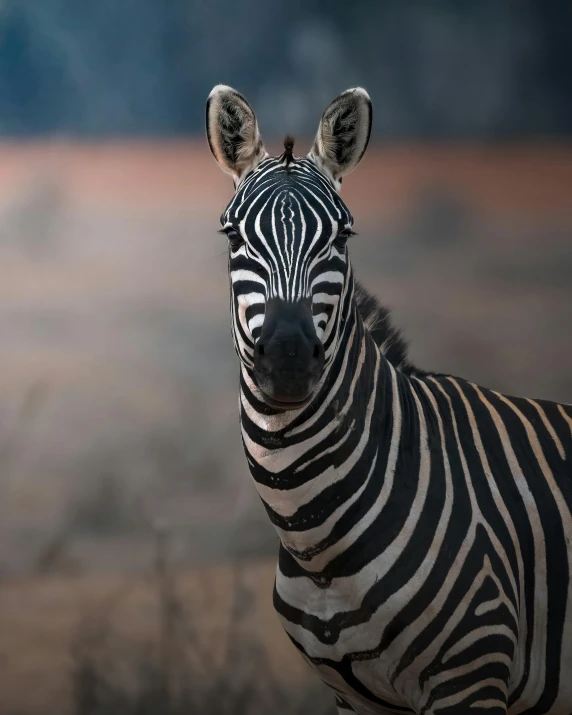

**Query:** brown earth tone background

left=0, top=142, right=571, bottom=714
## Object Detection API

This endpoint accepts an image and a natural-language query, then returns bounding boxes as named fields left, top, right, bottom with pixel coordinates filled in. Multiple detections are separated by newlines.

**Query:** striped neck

left=239, top=277, right=398, bottom=569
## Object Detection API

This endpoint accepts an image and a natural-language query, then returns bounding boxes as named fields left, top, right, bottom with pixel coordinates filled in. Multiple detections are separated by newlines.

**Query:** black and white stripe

left=207, top=85, right=572, bottom=715
left=224, top=153, right=352, bottom=371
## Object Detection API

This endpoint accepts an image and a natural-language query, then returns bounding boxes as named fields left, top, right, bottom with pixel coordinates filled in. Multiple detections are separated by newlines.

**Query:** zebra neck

left=240, top=300, right=401, bottom=567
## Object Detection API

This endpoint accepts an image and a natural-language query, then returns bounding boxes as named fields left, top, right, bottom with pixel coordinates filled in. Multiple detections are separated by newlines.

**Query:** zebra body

left=206, top=85, right=572, bottom=714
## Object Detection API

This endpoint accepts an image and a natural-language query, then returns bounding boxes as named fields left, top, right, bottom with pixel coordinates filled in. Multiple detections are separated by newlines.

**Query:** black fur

left=283, top=135, right=295, bottom=166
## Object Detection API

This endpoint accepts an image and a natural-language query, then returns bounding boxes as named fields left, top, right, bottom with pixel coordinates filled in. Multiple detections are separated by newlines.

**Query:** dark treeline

left=0, top=0, right=570, bottom=138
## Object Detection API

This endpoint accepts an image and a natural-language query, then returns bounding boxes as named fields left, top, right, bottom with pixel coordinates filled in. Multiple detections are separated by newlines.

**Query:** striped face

left=221, top=154, right=355, bottom=404
left=206, top=84, right=372, bottom=407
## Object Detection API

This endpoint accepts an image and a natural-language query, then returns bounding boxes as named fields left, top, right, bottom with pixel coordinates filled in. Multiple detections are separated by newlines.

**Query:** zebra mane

left=354, top=281, right=419, bottom=375
left=283, top=135, right=295, bottom=166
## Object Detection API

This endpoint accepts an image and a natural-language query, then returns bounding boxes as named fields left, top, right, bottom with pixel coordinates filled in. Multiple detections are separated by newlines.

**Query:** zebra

left=205, top=84, right=572, bottom=715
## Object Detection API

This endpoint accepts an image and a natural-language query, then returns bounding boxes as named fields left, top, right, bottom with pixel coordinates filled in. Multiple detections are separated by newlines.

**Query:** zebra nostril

left=257, top=343, right=265, bottom=356
left=313, top=344, right=322, bottom=359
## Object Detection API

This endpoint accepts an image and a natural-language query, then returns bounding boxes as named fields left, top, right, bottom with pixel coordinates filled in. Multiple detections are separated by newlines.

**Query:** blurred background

left=0, top=1, right=570, bottom=713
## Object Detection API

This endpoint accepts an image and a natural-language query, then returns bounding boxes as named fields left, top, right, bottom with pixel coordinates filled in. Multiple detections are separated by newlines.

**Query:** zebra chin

left=253, top=371, right=321, bottom=410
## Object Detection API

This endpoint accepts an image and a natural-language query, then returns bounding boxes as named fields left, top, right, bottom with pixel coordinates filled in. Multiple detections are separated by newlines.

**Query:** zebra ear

left=206, top=85, right=268, bottom=184
left=309, top=88, right=372, bottom=188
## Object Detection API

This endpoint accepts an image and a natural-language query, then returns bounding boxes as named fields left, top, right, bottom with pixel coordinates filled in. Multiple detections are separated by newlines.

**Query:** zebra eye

left=333, top=228, right=355, bottom=249
left=224, top=227, right=245, bottom=251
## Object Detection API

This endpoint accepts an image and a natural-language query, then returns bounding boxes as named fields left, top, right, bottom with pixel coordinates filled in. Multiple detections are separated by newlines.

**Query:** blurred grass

left=0, top=531, right=330, bottom=714
left=69, top=529, right=332, bottom=715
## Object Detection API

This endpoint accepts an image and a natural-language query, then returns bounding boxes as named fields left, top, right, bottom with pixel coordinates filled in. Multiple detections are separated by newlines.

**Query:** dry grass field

left=0, top=557, right=331, bottom=714
left=0, top=142, right=570, bottom=713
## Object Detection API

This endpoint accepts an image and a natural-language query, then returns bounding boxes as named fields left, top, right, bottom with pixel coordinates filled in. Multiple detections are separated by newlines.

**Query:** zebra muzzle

left=253, top=298, right=325, bottom=407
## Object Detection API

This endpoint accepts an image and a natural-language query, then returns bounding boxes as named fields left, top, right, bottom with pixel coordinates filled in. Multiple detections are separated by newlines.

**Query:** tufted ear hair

left=206, top=85, right=268, bottom=185
left=308, top=88, right=372, bottom=189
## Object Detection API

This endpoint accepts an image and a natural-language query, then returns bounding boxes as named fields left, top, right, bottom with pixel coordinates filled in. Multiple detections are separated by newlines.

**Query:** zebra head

left=206, top=85, right=372, bottom=409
